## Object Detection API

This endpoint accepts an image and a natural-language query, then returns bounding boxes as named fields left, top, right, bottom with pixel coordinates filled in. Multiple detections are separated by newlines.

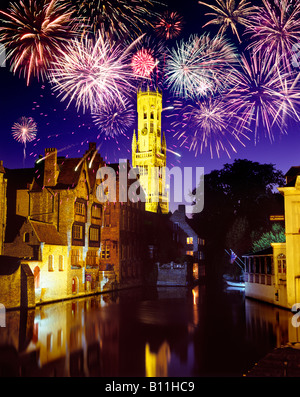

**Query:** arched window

left=48, top=255, right=54, bottom=271
left=24, top=232, right=30, bottom=243
left=34, top=266, right=40, bottom=289
left=278, top=254, right=286, bottom=274
left=59, top=255, right=64, bottom=271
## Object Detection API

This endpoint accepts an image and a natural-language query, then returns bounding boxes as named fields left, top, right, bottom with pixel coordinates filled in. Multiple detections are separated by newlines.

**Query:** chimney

left=0, top=161, right=5, bottom=174
left=44, top=148, right=58, bottom=187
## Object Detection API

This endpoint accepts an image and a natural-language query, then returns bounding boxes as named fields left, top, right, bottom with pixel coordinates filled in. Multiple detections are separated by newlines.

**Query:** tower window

left=150, top=111, right=154, bottom=120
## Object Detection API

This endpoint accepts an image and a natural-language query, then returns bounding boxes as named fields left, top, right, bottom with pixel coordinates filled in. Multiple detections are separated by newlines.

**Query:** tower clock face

left=142, top=127, right=148, bottom=135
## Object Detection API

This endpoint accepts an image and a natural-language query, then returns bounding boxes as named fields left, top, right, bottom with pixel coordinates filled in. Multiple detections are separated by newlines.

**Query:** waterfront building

left=170, top=205, right=205, bottom=281
left=132, top=88, right=168, bottom=214
left=0, top=143, right=146, bottom=307
left=244, top=166, right=300, bottom=309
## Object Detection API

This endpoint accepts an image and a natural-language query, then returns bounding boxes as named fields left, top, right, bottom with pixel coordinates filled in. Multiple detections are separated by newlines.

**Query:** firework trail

left=246, top=0, right=300, bottom=71
left=226, top=50, right=300, bottom=143
left=92, top=96, right=135, bottom=138
left=12, top=116, right=37, bottom=163
left=75, top=0, right=159, bottom=39
left=0, top=0, right=79, bottom=85
left=154, top=10, right=184, bottom=40
left=165, top=33, right=239, bottom=99
left=198, top=0, right=257, bottom=43
left=50, top=33, right=143, bottom=114
left=170, top=98, right=248, bottom=158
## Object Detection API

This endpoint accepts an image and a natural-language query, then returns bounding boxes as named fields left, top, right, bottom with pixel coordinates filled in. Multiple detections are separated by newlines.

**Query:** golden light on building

left=132, top=88, right=168, bottom=214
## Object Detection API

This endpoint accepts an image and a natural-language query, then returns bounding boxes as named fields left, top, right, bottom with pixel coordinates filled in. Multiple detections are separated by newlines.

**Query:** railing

left=245, top=273, right=272, bottom=286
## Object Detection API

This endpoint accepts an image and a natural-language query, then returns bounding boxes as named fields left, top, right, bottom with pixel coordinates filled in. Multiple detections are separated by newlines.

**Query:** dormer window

left=75, top=201, right=86, bottom=216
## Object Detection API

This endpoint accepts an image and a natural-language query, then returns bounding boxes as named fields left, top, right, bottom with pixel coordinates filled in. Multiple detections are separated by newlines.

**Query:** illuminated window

left=73, top=224, right=83, bottom=240
left=90, top=227, right=99, bottom=242
left=86, top=251, right=98, bottom=267
left=186, top=251, right=194, bottom=256
left=92, top=204, right=101, bottom=219
left=101, top=243, right=106, bottom=259
left=278, top=254, right=286, bottom=274
left=71, top=250, right=80, bottom=268
left=58, top=255, right=64, bottom=271
left=187, top=237, right=193, bottom=244
left=75, top=201, right=86, bottom=216
left=106, top=244, right=110, bottom=259
left=48, top=255, right=54, bottom=271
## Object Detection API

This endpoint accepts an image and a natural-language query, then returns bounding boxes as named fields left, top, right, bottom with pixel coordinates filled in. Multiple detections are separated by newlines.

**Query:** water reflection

left=0, top=285, right=298, bottom=377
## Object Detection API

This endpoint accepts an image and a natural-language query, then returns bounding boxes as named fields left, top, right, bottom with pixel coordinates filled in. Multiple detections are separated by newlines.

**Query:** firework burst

left=171, top=98, right=248, bottom=158
left=12, top=116, right=37, bottom=161
left=131, top=48, right=157, bottom=77
left=92, top=97, right=135, bottom=138
left=154, top=11, right=184, bottom=40
left=0, top=0, right=78, bottom=85
left=246, top=0, right=300, bottom=70
left=50, top=33, right=140, bottom=113
left=75, top=0, right=158, bottom=39
left=165, top=33, right=238, bottom=99
left=226, top=50, right=300, bottom=143
left=198, top=0, right=256, bottom=43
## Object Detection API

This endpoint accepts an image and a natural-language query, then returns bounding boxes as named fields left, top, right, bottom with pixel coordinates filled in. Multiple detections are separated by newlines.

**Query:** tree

left=191, top=159, right=285, bottom=282
left=252, top=223, right=285, bottom=252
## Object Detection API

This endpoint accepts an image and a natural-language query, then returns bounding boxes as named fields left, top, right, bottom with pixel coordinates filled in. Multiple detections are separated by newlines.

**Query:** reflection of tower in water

left=145, top=341, right=171, bottom=377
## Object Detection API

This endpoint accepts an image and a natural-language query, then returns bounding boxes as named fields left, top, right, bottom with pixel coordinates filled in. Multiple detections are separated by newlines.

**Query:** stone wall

left=157, top=263, right=188, bottom=286
left=0, top=257, right=35, bottom=309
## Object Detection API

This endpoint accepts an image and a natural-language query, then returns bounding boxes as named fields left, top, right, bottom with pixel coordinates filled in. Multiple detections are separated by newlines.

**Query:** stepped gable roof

left=30, top=220, right=66, bottom=246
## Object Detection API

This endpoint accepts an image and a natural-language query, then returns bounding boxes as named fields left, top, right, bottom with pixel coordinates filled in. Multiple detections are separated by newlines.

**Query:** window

left=101, top=243, right=106, bottom=259
left=24, top=232, right=30, bottom=243
left=71, top=250, right=80, bottom=268
left=187, top=237, right=193, bottom=244
left=186, top=251, right=194, bottom=256
left=278, top=254, right=286, bottom=274
left=59, top=255, right=64, bottom=271
left=86, top=251, right=98, bottom=267
left=75, top=201, right=86, bottom=216
left=73, top=224, right=83, bottom=240
left=92, top=204, right=101, bottom=219
left=48, top=255, right=54, bottom=271
left=90, top=227, right=99, bottom=242
left=106, top=244, right=110, bottom=259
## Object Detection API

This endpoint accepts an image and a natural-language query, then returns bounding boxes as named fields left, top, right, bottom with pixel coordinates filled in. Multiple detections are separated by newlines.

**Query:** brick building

left=1, top=143, right=147, bottom=306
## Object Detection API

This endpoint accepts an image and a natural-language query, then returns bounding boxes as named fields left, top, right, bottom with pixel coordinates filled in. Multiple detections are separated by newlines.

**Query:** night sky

left=0, top=0, right=299, bottom=180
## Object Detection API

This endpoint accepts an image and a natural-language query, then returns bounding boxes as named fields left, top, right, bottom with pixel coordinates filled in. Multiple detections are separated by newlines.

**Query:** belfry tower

left=132, top=88, right=168, bottom=214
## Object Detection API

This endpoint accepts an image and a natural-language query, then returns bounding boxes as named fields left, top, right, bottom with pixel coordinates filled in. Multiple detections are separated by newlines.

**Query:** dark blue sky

left=0, top=0, right=299, bottom=178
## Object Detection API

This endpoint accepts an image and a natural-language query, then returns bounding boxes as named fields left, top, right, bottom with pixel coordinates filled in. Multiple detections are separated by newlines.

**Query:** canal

left=0, top=284, right=298, bottom=377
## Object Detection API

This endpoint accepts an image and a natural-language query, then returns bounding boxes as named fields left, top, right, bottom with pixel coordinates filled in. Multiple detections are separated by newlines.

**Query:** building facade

left=132, top=88, right=168, bottom=214
left=244, top=166, right=300, bottom=309
left=170, top=205, right=205, bottom=281
left=1, top=143, right=147, bottom=307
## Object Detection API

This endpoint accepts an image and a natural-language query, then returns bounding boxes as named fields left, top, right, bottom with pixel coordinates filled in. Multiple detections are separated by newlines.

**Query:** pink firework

left=154, top=11, right=184, bottom=40
left=12, top=116, right=37, bottom=161
left=131, top=48, right=157, bottom=77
